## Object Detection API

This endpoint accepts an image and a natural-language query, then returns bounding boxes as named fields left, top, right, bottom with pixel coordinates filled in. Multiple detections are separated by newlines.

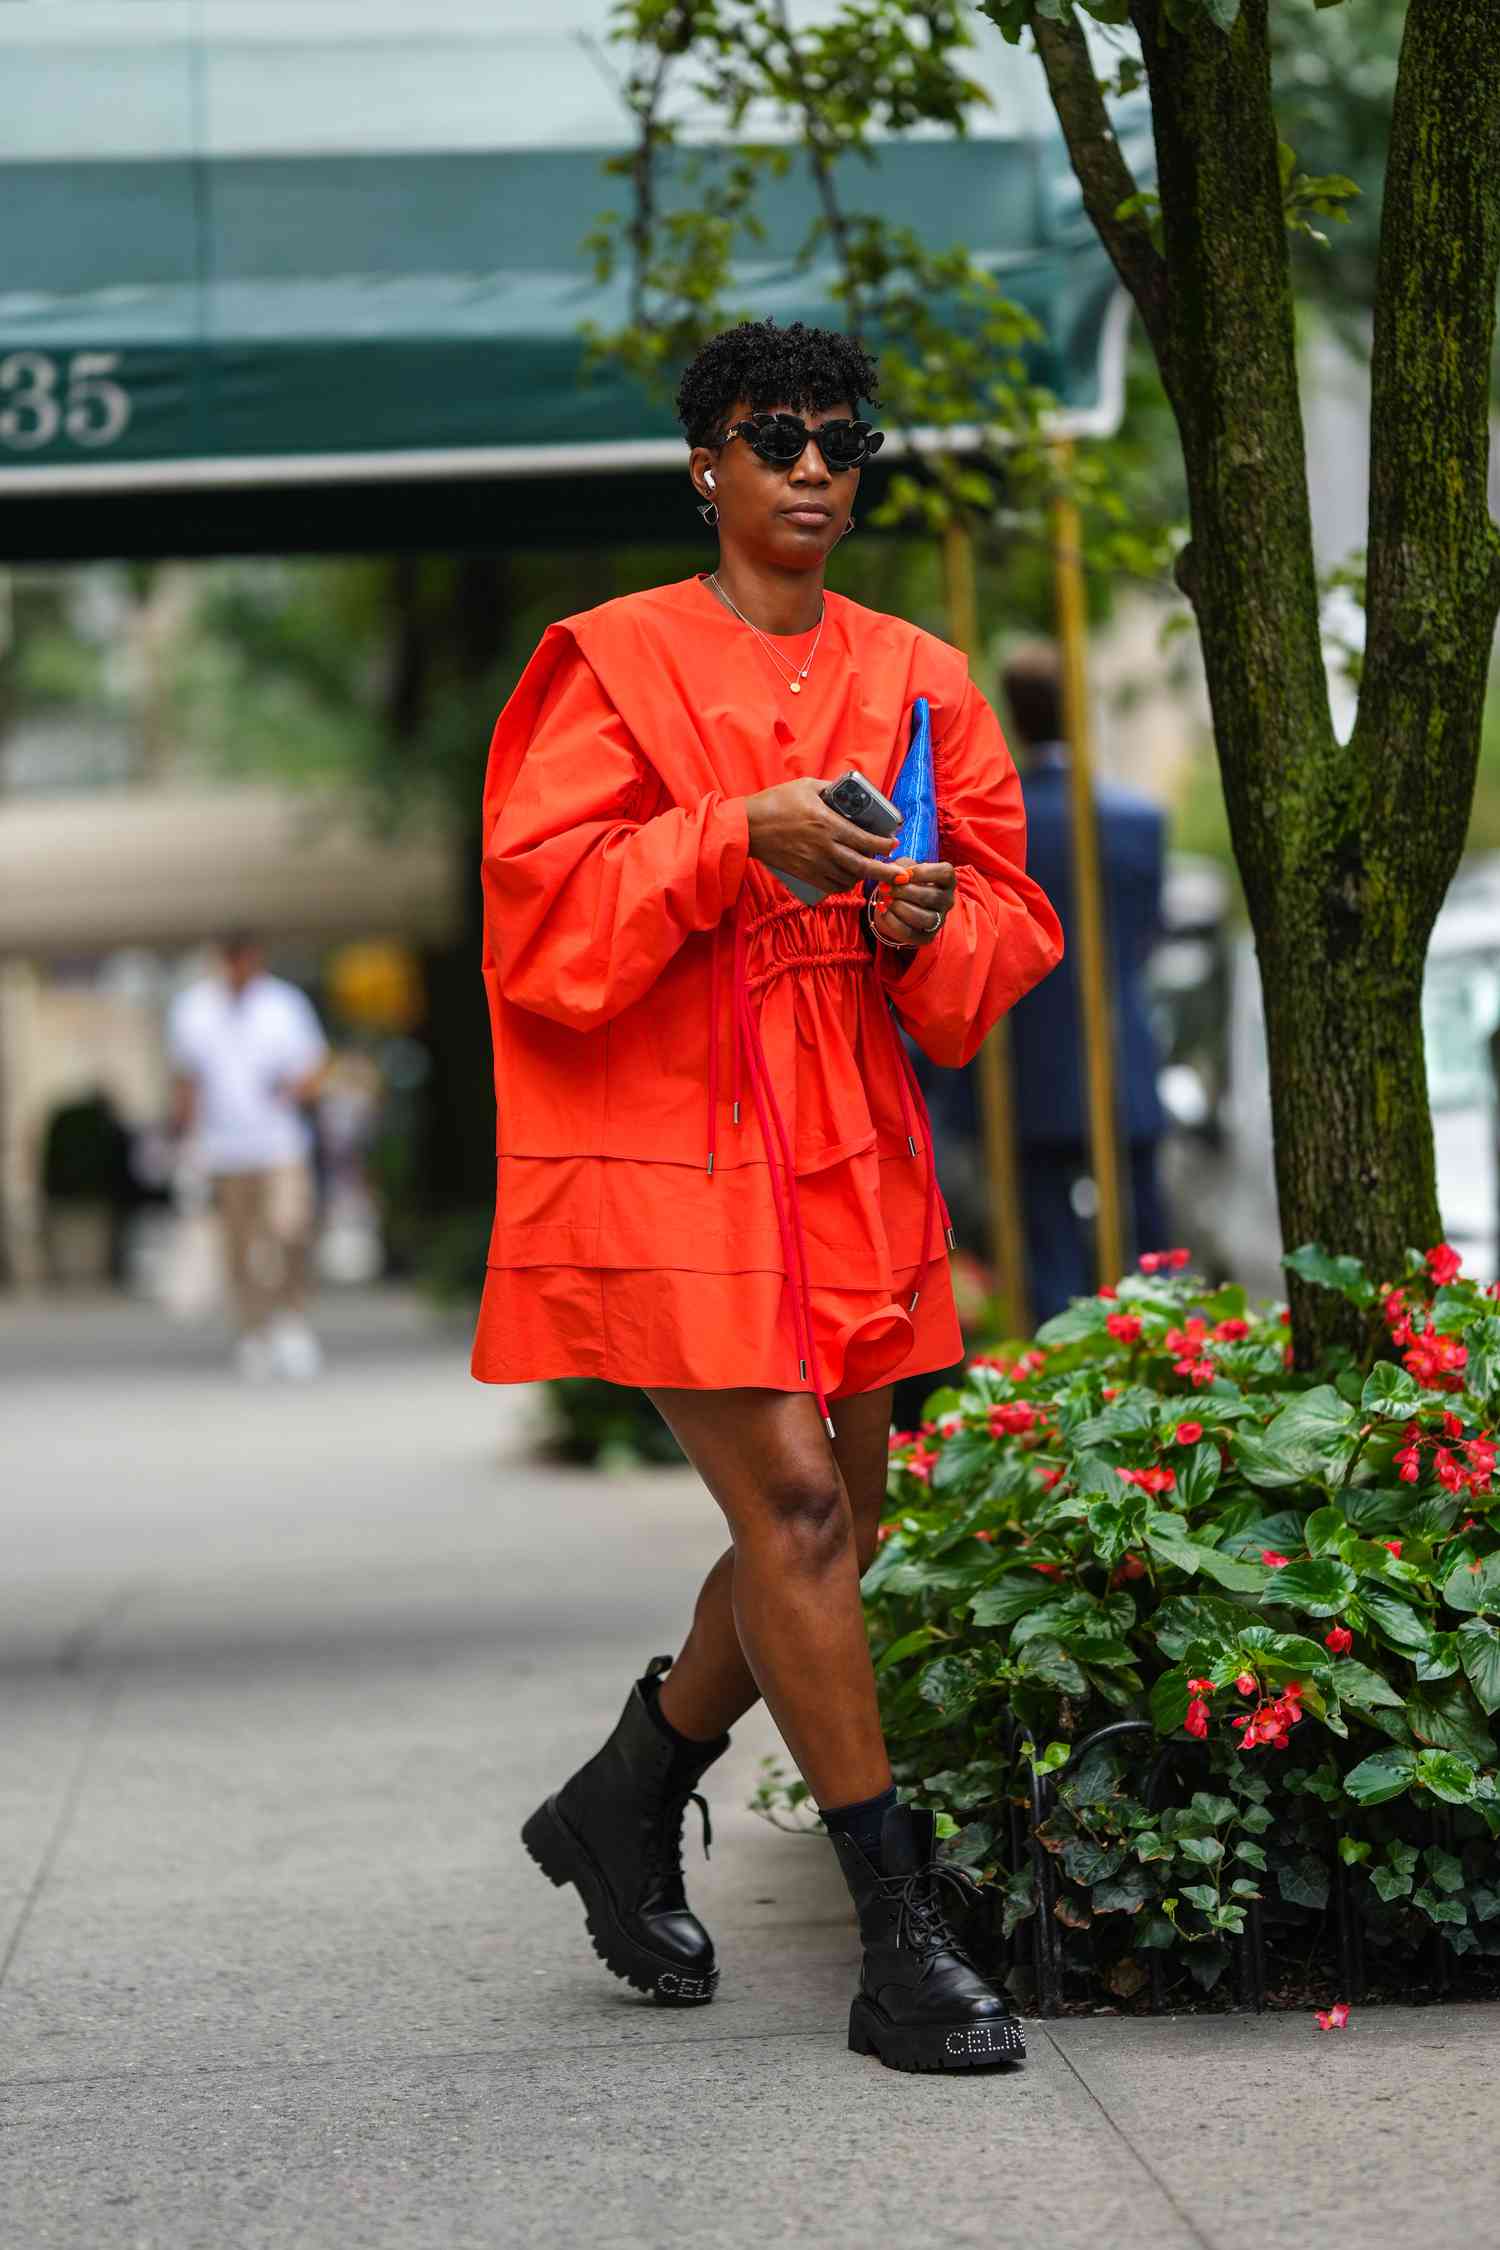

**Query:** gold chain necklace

left=707, top=574, right=825, bottom=694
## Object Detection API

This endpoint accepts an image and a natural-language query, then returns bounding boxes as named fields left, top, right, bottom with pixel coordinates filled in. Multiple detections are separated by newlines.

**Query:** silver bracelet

left=866, top=894, right=915, bottom=953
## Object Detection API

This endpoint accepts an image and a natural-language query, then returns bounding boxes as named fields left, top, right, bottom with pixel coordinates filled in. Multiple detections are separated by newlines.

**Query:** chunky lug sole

left=521, top=1796, right=718, bottom=2007
left=848, top=1993, right=1026, bottom=2072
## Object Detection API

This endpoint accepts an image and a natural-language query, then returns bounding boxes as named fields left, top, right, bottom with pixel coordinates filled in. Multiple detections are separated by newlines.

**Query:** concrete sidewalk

left=3, top=1290, right=1497, bottom=2250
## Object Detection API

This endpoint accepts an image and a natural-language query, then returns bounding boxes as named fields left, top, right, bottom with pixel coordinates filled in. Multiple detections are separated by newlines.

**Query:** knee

left=851, top=1509, right=883, bottom=1577
left=742, top=1463, right=852, bottom=1573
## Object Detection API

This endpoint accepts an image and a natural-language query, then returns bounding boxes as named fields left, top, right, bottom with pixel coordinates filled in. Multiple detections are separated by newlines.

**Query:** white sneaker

left=235, top=1330, right=275, bottom=1384
left=269, top=1316, right=323, bottom=1382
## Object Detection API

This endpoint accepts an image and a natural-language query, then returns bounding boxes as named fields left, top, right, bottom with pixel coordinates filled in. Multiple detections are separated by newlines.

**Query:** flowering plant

left=852, top=1243, right=1500, bottom=2004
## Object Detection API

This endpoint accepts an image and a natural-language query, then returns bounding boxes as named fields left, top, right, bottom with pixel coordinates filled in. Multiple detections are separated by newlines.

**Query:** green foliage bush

left=833, top=1245, right=1500, bottom=2004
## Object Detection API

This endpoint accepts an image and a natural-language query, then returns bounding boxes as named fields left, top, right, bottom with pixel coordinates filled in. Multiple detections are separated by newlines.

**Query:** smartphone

left=767, top=770, right=903, bottom=906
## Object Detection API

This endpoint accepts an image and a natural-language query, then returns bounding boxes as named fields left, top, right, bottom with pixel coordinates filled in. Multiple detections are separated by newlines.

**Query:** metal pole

left=940, top=518, right=1031, bottom=1337
left=1049, top=443, right=1125, bottom=1289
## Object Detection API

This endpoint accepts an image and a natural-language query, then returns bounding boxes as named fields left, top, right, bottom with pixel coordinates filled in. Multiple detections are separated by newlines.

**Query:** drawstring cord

left=704, top=896, right=951, bottom=1437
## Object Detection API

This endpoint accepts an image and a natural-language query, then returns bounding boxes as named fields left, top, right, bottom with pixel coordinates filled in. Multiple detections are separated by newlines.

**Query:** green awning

left=0, top=3, right=1144, bottom=557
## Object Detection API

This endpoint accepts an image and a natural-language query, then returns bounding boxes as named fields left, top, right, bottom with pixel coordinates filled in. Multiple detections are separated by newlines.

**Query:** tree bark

left=1038, top=0, right=1500, bottom=1348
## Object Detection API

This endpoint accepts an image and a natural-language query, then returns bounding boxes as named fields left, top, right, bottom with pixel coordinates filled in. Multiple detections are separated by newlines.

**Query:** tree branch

left=1031, top=10, right=1171, bottom=381
left=1358, top=0, right=1500, bottom=845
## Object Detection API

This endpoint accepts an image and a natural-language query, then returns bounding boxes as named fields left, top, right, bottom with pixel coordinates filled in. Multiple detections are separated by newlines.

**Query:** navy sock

left=820, top=1783, right=899, bottom=1860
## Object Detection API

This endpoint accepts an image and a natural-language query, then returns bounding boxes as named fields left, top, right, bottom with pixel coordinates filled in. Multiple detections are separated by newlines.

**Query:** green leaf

left=1262, top=1558, right=1357, bottom=1617
left=1179, top=1834, right=1224, bottom=1867
left=916, top=1655, right=980, bottom=1715
left=1412, top=1749, right=1479, bottom=1805
left=932, top=1429, right=996, bottom=1497
left=1413, top=1887, right=1467, bottom=1927
left=1091, top=1865, right=1155, bottom=1915
left=1408, top=1680, right=1497, bottom=1764
left=1194, top=1544, right=1273, bottom=1592
left=1344, top=1749, right=1417, bottom=1805
left=1258, top=1386, right=1359, bottom=1481
left=1304, top=1506, right=1349, bottom=1556
left=1234, top=1838, right=1268, bottom=1869
left=1151, top=1667, right=1191, bottom=1734
left=1414, top=1631, right=1461, bottom=1683
left=1277, top=1852, right=1330, bottom=1909
left=1359, top=1582, right=1435, bottom=1655
left=1360, top=1362, right=1423, bottom=1421
left=1145, top=1511, right=1202, bottom=1574
left=1338, top=1838, right=1372, bottom=1867
left=1035, top=1299, right=1110, bottom=1346
left=1180, top=1883, right=1220, bottom=1911
left=1329, top=1658, right=1405, bottom=1711
left=969, top=1575, right=1058, bottom=1629
left=1061, top=1838, right=1125, bottom=1885
left=875, top=1625, right=944, bottom=1671
left=1175, top=1442, right=1222, bottom=1511
left=1458, top=1619, right=1500, bottom=1714
left=1284, top=1245, right=1373, bottom=1305
left=1425, top=1846, right=1466, bottom=1894
left=1442, top=1552, right=1500, bottom=1615
left=1015, top=1637, right=1088, bottom=1694
left=1371, top=1865, right=1413, bottom=1902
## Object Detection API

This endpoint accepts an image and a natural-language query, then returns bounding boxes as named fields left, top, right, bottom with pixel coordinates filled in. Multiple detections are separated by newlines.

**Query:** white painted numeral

left=0, top=351, right=132, bottom=452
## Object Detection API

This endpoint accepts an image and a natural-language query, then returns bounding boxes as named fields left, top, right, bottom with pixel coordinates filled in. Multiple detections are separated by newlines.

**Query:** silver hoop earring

left=698, top=500, right=719, bottom=526
left=840, top=515, right=855, bottom=540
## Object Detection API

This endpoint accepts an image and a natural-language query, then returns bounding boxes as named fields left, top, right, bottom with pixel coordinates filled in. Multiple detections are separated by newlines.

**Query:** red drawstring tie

left=705, top=900, right=953, bottom=1434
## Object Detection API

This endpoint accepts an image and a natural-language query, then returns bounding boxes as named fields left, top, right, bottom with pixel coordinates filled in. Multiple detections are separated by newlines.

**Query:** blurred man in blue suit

left=918, top=643, right=1170, bottom=1324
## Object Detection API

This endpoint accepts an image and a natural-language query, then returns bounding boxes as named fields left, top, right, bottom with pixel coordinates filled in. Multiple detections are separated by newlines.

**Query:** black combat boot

left=521, top=1656, right=729, bottom=2006
left=831, top=1799, right=1026, bottom=2071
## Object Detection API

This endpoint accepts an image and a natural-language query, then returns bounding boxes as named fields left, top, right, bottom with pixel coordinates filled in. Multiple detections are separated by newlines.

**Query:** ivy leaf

left=1179, top=1834, right=1224, bottom=1866
left=1371, top=1864, right=1413, bottom=1901
left=1344, top=1749, right=1417, bottom=1805
left=1425, top=1846, right=1466, bottom=1895
left=1277, top=1852, right=1330, bottom=1909
left=1092, top=1865, right=1155, bottom=1915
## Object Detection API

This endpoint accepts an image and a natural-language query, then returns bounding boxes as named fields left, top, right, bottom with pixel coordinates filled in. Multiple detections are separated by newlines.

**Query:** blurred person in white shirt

left=167, top=935, right=330, bottom=1381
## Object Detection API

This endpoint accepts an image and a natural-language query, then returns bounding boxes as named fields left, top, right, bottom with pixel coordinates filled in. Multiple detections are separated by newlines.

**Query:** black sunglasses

left=723, top=413, right=885, bottom=471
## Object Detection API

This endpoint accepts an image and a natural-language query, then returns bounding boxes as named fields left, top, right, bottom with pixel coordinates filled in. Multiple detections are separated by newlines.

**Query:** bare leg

left=645, top=1383, right=895, bottom=1809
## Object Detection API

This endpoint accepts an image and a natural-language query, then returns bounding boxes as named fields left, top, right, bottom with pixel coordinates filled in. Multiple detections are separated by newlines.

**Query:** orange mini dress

left=471, top=576, right=1062, bottom=1427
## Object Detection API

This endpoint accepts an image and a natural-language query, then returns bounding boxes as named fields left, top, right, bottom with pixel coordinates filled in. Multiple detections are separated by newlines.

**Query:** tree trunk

left=1040, top=0, right=1500, bottom=1349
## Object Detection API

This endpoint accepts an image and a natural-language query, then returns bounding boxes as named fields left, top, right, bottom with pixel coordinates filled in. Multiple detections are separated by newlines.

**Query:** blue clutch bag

left=865, top=697, right=938, bottom=893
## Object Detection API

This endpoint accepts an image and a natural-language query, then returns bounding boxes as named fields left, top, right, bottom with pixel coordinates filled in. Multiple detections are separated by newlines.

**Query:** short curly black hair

left=675, top=319, right=880, bottom=449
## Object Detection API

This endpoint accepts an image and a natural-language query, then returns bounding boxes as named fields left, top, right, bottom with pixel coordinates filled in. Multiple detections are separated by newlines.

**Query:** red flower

left=876, top=1521, right=898, bottom=1545
left=1434, top=1449, right=1465, bottom=1494
left=1038, top=1466, right=1064, bottom=1489
left=1324, top=1625, right=1353, bottom=1656
left=1111, top=1551, right=1148, bottom=1583
left=1165, top=1318, right=1209, bottom=1353
left=1261, top=1550, right=1292, bottom=1568
left=1315, top=2002, right=1351, bottom=2031
left=1117, top=1465, right=1176, bottom=1494
left=1106, top=1312, right=1144, bottom=1345
left=973, top=1529, right=995, bottom=1544
left=1031, top=1560, right=1062, bottom=1578
left=905, top=1442, right=940, bottom=1484
left=1403, top=1327, right=1468, bottom=1392
left=1013, top=1348, right=1048, bottom=1378
left=1174, top=1420, right=1204, bottom=1446
left=1213, top=1317, right=1250, bottom=1342
left=1188, top=1357, right=1218, bottom=1388
left=1383, top=1540, right=1403, bottom=1560
left=1427, top=1243, right=1462, bottom=1287
left=1237, top=1686, right=1304, bottom=1752
left=1236, top=1671, right=1258, bottom=1697
left=989, top=1401, right=1038, bottom=1436
left=1184, top=1697, right=1211, bottom=1739
left=1443, top=1411, right=1465, bottom=1440
left=1283, top=1343, right=1296, bottom=1370
left=1395, top=1438, right=1423, bottom=1484
left=1098, top=1284, right=1118, bottom=1300
left=1101, top=1386, right=1120, bottom=1401
left=887, top=1429, right=918, bottom=1453
left=1187, top=1676, right=1215, bottom=1696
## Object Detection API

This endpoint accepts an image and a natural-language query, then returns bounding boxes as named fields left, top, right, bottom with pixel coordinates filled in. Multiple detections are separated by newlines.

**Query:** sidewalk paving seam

left=0, top=1606, right=134, bottom=1995
left=1, top=2022, right=861, bottom=2095
left=1039, top=2024, right=1218, bottom=2250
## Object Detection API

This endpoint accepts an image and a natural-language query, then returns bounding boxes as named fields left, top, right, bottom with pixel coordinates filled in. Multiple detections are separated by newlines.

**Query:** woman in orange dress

left=478, top=319, right=1062, bottom=2071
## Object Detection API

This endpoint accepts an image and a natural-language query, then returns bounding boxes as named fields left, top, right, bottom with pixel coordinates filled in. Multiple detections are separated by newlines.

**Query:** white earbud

left=704, top=470, right=717, bottom=491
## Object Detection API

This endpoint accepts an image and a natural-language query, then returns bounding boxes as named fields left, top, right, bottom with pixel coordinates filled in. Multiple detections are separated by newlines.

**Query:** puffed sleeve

left=877, top=678, right=1063, bottom=1066
left=484, top=644, right=749, bottom=1029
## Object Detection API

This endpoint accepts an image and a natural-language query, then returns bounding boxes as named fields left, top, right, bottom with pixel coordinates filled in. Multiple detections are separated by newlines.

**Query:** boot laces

left=878, top=1859, right=981, bottom=1980
left=645, top=1787, right=712, bottom=1896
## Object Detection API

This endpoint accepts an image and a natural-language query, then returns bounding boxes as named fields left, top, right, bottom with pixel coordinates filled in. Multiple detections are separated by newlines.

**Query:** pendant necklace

left=707, top=573, right=825, bottom=694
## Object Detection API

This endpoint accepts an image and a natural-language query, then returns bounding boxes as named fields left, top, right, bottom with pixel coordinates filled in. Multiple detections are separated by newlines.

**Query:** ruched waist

left=739, top=889, right=870, bottom=997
